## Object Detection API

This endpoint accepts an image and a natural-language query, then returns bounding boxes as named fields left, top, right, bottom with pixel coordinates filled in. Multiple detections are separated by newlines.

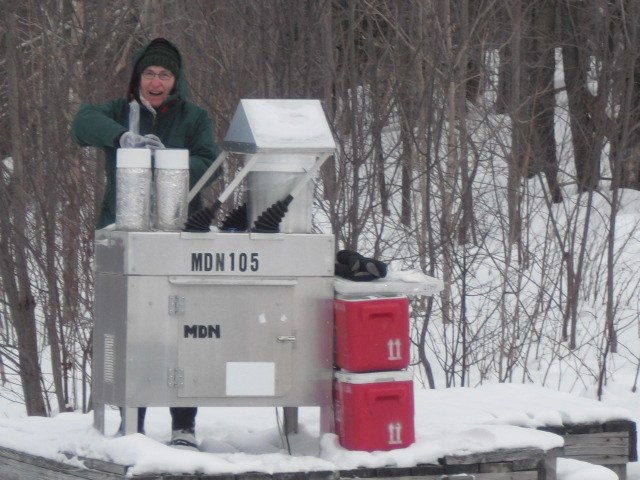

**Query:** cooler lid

left=223, top=99, right=336, bottom=155
left=335, top=295, right=408, bottom=303
left=335, top=370, right=413, bottom=384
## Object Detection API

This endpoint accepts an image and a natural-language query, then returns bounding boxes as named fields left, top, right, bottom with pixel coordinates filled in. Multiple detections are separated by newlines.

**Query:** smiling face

left=140, top=66, right=176, bottom=108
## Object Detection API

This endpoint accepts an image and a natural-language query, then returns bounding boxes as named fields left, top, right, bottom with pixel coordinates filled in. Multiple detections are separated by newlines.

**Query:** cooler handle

left=366, top=386, right=407, bottom=403
left=362, top=299, right=408, bottom=320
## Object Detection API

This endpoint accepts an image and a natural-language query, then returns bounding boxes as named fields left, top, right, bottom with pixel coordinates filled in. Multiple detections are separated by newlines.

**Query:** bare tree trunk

left=439, top=0, right=457, bottom=327
left=319, top=2, right=339, bottom=235
left=560, top=0, right=602, bottom=192
left=612, top=0, right=640, bottom=190
left=529, top=0, right=561, bottom=203
left=507, top=0, right=524, bottom=246
left=400, top=131, right=414, bottom=228
left=506, top=0, right=561, bottom=247
left=1, top=1, right=47, bottom=417
left=455, top=0, right=475, bottom=245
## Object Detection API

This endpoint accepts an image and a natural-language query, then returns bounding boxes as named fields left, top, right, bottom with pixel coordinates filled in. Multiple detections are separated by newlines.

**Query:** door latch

left=277, top=335, right=297, bottom=343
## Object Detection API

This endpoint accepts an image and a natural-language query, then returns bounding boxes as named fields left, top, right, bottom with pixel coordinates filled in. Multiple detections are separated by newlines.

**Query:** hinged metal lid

left=223, top=99, right=336, bottom=155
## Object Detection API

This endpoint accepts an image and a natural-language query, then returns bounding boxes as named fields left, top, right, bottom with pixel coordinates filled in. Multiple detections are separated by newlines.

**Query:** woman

left=72, top=37, right=221, bottom=450
left=71, top=37, right=221, bottom=229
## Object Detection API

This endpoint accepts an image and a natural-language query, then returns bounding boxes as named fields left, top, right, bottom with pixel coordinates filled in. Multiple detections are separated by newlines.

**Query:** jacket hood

left=127, top=38, right=188, bottom=104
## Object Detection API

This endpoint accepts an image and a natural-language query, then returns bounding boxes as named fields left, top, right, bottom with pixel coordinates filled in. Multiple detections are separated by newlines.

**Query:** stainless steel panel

left=94, top=231, right=335, bottom=277
left=222, top=99, right=336, bottom=155
left=92, top=232, right=335, bottom=411
left=94, top=274, right=334, bottom=407
left=175, top=278, right=297, bottom=398
left=93, top=273, right=128, bottom=405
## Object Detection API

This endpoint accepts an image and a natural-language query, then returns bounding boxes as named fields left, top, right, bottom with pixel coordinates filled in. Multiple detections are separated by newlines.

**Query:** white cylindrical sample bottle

left=116, top=148, right=152, bottom=231
left=154, top=149, right=190, bottom=231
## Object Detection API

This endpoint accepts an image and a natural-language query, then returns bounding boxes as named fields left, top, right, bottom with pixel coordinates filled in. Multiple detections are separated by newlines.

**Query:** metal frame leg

left=121, top=407, right=139, bottom=435
left=93, top=402, right=105, bottom=434
left=283, top=406, right=299, bottom=434
left=320, top=403, right=334, bottom=434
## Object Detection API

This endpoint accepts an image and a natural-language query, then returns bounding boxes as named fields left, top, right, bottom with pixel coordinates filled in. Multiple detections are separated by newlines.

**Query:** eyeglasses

left=142, top=70, right=174, bottom=81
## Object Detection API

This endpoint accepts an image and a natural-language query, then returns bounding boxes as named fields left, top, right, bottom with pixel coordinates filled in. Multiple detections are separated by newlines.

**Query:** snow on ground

left=557, top=458, right=619, bottom=480
left=0, top=382, right=635, bottom=478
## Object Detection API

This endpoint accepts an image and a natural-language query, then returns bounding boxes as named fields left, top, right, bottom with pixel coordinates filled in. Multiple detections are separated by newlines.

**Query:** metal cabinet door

left=169, top=276, right=296, bottom=398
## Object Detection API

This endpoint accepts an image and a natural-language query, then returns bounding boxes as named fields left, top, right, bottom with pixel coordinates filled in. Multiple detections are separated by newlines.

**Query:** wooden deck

left=0, top=446, right=127, bottom=480
left=0, top=420, right=635, bottom=479
left=0, top=445, right=560, bottom=480
left=540, top=419, right=637, bottom=480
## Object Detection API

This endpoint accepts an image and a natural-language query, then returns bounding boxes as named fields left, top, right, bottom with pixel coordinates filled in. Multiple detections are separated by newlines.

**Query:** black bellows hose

left=183, top=199, right=222, bottom=232
left=182, top=155, right=260, bottom=233
left=251, top=195, right=294, bottom=233
left=250, top=153, right=332, bottom=233
left=220, top=203, right=248, bottom=231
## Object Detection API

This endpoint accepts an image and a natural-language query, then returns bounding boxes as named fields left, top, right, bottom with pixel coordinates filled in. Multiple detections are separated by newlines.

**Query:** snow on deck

left=0, top=383, right=632, bottom=477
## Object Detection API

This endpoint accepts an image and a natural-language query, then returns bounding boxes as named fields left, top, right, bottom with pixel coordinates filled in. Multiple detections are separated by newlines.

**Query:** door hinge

left=168, top=295, right=185, bottom=315
left=167, top=368, right=184, bottom=388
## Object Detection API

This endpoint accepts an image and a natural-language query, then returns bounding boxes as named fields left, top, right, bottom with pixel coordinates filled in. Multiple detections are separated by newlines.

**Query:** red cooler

left=334, top=370, right=415, bottom=451
left=334, top=296, right=410, bottom=372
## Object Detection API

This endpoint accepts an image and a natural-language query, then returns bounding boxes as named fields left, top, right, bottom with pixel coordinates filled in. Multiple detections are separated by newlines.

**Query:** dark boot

left=169, top=407, right=198, bottom=450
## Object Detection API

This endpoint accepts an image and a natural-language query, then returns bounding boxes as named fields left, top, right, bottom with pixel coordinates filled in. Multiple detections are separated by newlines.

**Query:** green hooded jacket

left=71, top=38, right=221, bottom=229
